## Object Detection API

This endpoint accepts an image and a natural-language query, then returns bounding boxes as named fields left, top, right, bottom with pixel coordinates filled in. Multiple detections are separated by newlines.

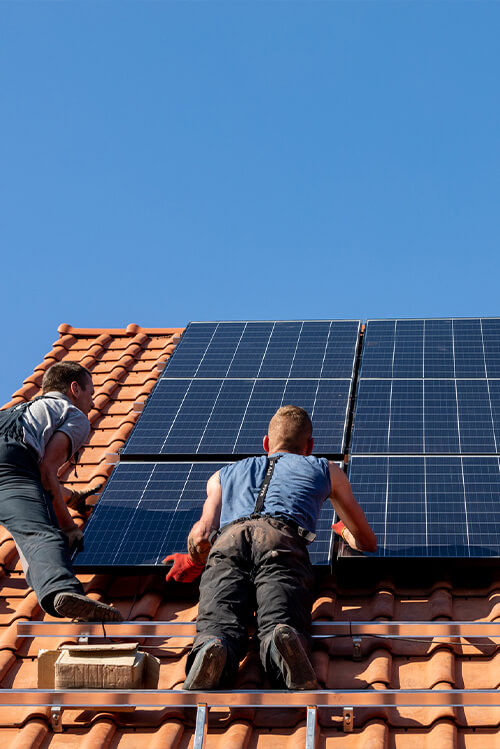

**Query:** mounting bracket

left=51, top=707, right=63, bottom=732
left=343, top=706, right=354, bottom=732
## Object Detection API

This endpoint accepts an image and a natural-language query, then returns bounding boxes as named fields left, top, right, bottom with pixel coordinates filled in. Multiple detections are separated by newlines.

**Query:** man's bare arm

left=328, top=462, right=377, bottom=552
left=39, top=432, right=82, bottom=548
left=187, top=471, right=222, bottom=565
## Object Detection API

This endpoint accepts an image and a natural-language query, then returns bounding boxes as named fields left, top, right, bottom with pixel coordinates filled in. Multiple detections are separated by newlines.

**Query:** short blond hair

left=268, top=405, right=312, bottom=452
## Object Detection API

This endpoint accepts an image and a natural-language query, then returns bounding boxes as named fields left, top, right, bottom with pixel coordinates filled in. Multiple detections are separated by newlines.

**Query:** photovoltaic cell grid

left=75, top=462, right=338, bottom=567
left=359, top=318, right=500, bottom=379
left=351, top=318, right=500, bottom=454
left=345, top=456, right=500, bottom=558
left=162, top=320, right=361, bottom=379
left=122, top=378, right=352, bottom=456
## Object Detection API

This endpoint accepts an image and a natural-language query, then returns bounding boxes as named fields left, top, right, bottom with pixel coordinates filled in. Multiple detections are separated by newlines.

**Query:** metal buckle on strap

left=297, top=526, right=316, bottom=544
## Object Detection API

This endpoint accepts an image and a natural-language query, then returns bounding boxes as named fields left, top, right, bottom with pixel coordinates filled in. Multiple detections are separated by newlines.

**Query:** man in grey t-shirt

left=0, top=361, right=121, bottom=621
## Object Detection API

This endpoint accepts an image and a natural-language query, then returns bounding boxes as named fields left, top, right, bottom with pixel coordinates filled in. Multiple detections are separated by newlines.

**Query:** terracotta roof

left=0, top=324, right=499, bottom=747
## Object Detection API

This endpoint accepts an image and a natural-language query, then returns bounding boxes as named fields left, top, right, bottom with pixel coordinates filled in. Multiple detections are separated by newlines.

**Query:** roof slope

left=0, top=324, right=499, bottom=748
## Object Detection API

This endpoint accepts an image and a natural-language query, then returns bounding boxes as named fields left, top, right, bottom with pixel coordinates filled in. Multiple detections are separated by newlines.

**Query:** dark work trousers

left=187, top=516, right=315, bottom=687
left=0, top=439, right=84, bottom=616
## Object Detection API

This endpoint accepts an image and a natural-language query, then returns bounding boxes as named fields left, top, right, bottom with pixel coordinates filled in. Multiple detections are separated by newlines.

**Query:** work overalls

left=0, top=400, right=84, bottom=615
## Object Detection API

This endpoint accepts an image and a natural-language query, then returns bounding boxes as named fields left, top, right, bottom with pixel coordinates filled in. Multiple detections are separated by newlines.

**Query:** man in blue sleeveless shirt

left=167, top=405, right=376, bottom=690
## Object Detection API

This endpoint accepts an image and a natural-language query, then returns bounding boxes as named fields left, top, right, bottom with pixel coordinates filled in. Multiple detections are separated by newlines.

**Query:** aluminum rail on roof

left=17, top=620, right=500, bottom=638
left=1, top=688, right=500, bottom=708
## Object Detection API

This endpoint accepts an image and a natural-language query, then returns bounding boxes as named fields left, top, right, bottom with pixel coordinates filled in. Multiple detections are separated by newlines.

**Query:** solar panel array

left=76, top=320, right=361, bottom=569
left=75, top=461, right=339, bottom=567
left=76, top=317, right=500, bottom=566
left=344, top=318, right=500, bottom=558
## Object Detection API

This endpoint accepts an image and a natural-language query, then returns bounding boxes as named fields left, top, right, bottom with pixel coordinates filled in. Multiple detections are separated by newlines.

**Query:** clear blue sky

left=2, top=1, right=499, bottom=402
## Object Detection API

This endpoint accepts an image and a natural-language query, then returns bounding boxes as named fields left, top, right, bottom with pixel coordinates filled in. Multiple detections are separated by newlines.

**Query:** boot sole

left=273, top=624, right=318, bottom=690
left=183, top=639, right=227, bottom=690
left=53, top=592, right=123, bottom=621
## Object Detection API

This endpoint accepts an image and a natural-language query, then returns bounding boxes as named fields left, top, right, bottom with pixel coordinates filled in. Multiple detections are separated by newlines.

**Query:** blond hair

left=268, top=405, right=312, bottom=452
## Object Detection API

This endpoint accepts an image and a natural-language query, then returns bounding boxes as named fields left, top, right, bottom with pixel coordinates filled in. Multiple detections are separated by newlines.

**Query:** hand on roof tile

left=163, top=553, right=204, bottom=583
left=66, top=483, right=103, bottom=513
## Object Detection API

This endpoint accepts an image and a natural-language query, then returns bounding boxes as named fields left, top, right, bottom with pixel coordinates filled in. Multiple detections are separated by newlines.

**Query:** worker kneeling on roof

left=0, top=362, right=121, bottom=622
left=165, top=405, right=376, bottom=690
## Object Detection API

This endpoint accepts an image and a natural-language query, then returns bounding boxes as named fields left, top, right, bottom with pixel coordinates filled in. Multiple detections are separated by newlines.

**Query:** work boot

left=53, top=592, right=123, bottom=621
left=183, top=638, right=227, bottom=690
left=269, top=624, right=318, bottom=690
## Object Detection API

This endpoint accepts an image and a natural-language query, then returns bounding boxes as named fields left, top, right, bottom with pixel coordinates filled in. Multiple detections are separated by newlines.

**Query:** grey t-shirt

left=20, top=392, right=90, bottom=462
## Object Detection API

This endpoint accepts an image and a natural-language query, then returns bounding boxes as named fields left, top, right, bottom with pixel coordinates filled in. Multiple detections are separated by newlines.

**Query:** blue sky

left=2, top=1, right=500, bottom=401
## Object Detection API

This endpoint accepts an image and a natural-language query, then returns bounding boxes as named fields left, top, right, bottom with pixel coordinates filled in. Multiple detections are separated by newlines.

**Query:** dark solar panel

left=123, top=378, right=353, bottom=456
left=162, top=320, right=361, bottom=380
left=351, top=378, right=500, bottom=454
left=345, top=456, right=500, bottom=557
left=360, top=318, right=500, bottom=379
left=352, top=318, right=500, bottom=455
left=74, top=461, right=338, bottom=568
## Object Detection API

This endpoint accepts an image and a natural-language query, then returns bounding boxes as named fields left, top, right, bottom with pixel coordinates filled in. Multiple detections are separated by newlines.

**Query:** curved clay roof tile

left=106, top=364, right=129, bottom=383
left=53, top=334, right=77, bottom=351
left=0, top=651, right=16, bottom=683
left=126, top=332, right=150, bottom=350
left=11, top=382, right=38, bottom=402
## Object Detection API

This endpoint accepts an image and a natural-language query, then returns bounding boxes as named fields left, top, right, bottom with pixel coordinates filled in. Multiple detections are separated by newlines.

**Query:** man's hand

left=163, top=553, right=204, bottom=583
left=332, top=520, right=357, bottom=550
left=67, top=484, right=103, bottom=513
left=62, top=524, right=84, bottom=551
left=187, top=526, right=212, bottom=566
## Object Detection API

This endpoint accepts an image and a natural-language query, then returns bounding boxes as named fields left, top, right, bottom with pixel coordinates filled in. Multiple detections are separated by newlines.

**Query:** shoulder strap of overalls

left=252, top=455, right=282, bottom=517
left=0, top=395, right=47, bottom=441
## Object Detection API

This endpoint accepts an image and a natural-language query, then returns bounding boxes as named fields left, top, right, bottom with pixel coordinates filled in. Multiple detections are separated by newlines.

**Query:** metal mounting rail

left=17, top=620, right=500, bottom=639
left=2, top=689, right=500, bottom=746
left=2, top=687, right=499, bottom=708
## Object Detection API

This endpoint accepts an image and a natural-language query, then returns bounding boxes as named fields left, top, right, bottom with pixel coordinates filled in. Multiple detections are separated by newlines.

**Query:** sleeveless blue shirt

left=219, top=453, right=331, bottom=534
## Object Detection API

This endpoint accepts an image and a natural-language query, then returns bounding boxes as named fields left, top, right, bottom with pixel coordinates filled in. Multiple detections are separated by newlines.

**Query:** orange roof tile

left=1, top=323, right=500, bottom=747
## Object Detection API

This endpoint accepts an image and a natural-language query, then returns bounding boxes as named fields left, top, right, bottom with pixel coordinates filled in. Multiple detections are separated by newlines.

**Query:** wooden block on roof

left=55, top=643, right=145, bottom=689
left=38, top=642, right=160, bottom=690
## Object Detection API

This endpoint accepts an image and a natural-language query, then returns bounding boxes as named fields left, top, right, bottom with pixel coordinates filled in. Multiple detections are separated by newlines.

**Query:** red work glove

left=163, top=553, right=204, bottom=583
left=332, top=520, right=347, bottom=541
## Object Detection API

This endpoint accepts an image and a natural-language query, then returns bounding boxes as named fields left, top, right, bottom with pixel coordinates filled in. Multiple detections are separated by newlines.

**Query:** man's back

left=219, top=453, right=331, bottom=533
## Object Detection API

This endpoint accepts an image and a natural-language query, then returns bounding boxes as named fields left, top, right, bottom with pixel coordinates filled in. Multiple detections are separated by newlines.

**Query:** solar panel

left=352, top=318, right=500, bottom=455
left=74, top=461, right=339, bottom=568
left=351, top=378, right=500, bottom=454
left=123, top=378, right=353, bottom=456
left=163, top=320, right=361, bottom=379
left=344, top=456, right=500, bottom=558
left=360, top=318, right=500, bottom=379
